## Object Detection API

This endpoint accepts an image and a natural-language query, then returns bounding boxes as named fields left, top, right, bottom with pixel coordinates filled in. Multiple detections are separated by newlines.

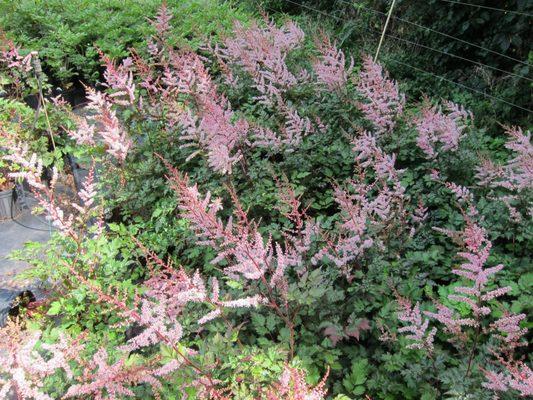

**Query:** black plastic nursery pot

left=0, top=186, right=20, bottom=221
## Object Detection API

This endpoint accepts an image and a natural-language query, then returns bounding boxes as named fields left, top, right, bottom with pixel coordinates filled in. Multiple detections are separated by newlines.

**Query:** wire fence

left=273, top=0, right=532, bottom=114
left=436, top=0, right=533, bottom=17
left=337, top=0, right=531, bottom=66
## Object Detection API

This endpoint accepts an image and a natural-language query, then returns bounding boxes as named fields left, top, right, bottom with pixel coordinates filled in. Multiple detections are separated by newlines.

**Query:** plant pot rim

left=0, top=186, right=14, bottom=193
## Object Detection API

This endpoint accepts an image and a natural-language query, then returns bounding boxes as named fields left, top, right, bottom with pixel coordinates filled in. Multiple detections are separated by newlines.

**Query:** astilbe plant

left=397, top=182, right=530, bottom=397
left=6, top=4, right=530, bottom=398
left=215, top=17, right=305, bottom=105
left=356, top=55, right=405, bottom=135
left=0, top=318, right=84, bottom=400
left=313, top=131, right=407, bottom=279
left=312, top=34, right=353, bottom=91
left=265, top=366, right=329, bottom=400
left=475, top=125, right=532, bottom=222
left=163, top=159, right=321, bottom=357
left=414, top=99, right=472, bottom=159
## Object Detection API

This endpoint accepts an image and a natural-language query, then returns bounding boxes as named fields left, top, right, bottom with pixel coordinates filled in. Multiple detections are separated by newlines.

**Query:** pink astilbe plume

left=72, top=164, right=98, bottom=215
left=266, top=366, right=329, bottom=400
left=476, top=125, right=532, bottom=192
left=356, top=55, right=405, bottom=135
left=0, top=37, right=33, bottom=97
left=193, top=94, right=248, bottom=175
left=282, top=107, right=313, bottom=148
left=99, top=52, right=136, bottom=107
left=251, top=105, right=314, bottom=151
left=0, top=39, right=32, bottom=72
left=81, top=87, right=132, bottom=162
left=502, top=126, right=533, bottom=191
left=63, top=347, right=173, bottom=400
left=165, top=164, right=315, bottom=285
left=482, top=358, right=533, bottom=397
left=151, top=2, right=172, bottom=39
left=445, top=182, right=474, bottom=205
left=312, top=183, right=374, bottom=272
left=314, top=132, right=405, bottom=277
left=313, top=35, right=353, bottom=90
left=137, top=238, right=266, bottom=327
left=3, top=145, right=101, bottom=240
left=490, top=312, right=528, bottom=353
left=154, top=49, right=248, bottom=175
left=397, top=297, right=436, bottom=351
left=425, top=218, right=511, bottom=334
left=216, top=18, right=304, bottom=105
left=68, top=118, right=96, bottom=146
left=415, top=100, right=471, bottom=159
left=0, top=319, right=82, bottom=400
left=409, top=198, right=428, bottom=237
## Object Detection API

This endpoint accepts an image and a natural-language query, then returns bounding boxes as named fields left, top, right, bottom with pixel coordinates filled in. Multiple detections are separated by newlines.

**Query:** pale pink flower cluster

left=312, top=183, right=374, bottom=272
left=397, top=298, right=436, bottom=351
left=445, top=182, right=474, bottom=204
left=100, top=52, right=136, bottom=106
left=490, top=312, right=528, bottom=350
left=0, top=320, right=82, bottom=400
left=167, top=165, right=317, bottom=289
left=3, top=145, right=99, bottom=239
left=0, top=39, right=33, bottom=97
left=194, top=95, right=248, bottom=175
left=476, top=126, right=532, bottom=194
left=150, top=48, right=248, bottom=175
left=356, top=56, right=405, bottom=135
left=266, top=366, right=329, bottom=400
left=313, top=35, right=353, bottom=90
left=415, top=100, right=471, bottom=159
left=426, top=220, right=511, bottom=332
left=139, top=240, right=266, bottom=327
left=281, top=107, right=314, bottom=148
left=4, top=144, right=47, bottom=190
left=198, top=294, right=267, bottom=325
left=483, top=360, right=533, bottom=397
left=0, top=39, right=32, bottom=72
left=68, top=119, right=95, bottom=146
left=503, top=126, right=533, bottom=190
left=411, top=199, right=428, bottom=225
left=217, top=19, right=305, bottom=105
left=63, top=347, right=176, bottom=400
left=251, top=106, right=314, bottom=151
left=313, top=132, right=405, bottom=277
left=69, top=87, right=132, bottom=162
left=474, top=126, right=532, bottom=224
left=151, top=2, right=172, bottom=39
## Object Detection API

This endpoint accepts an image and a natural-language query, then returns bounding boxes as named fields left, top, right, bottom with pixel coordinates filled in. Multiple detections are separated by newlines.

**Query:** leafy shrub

left=1, top=4, right=531, bottom=400
left=0, top=0, right=250, bottom=86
